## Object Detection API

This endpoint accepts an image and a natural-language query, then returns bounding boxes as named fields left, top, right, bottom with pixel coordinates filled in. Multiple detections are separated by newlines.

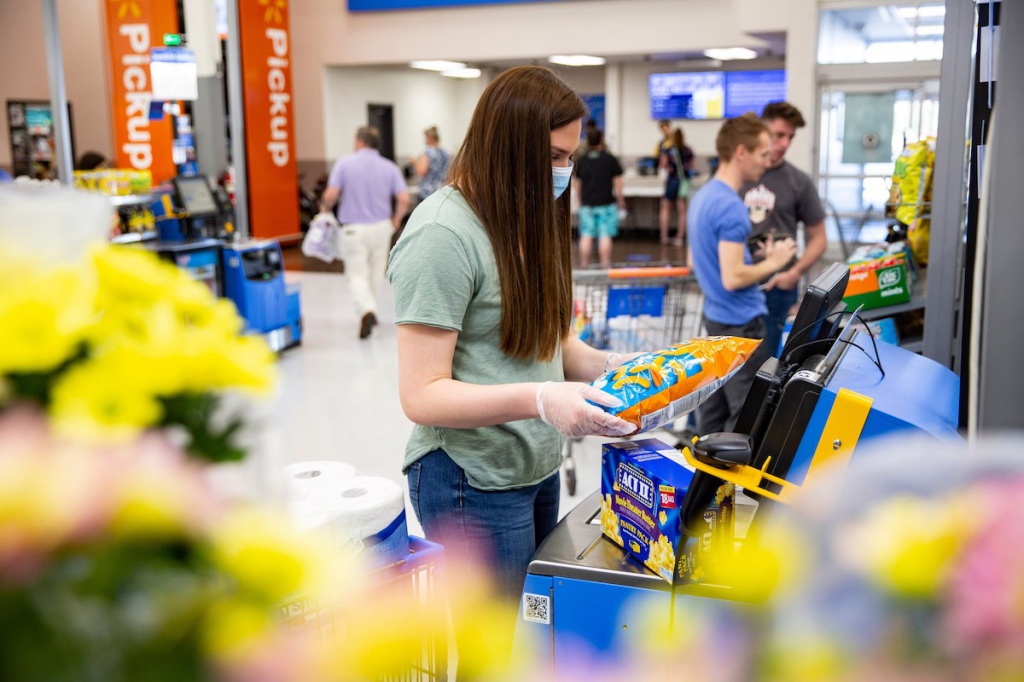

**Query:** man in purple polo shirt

left=322, top=126, right=410, bottom=339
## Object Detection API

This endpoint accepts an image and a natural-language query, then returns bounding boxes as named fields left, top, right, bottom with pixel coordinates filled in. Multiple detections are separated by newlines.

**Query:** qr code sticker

left=522, top=593, right=550, bottom=624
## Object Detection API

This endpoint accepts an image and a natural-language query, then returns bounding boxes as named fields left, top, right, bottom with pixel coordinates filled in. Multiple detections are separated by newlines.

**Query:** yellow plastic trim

left=778, top=387, right=872, bottom=503
left=680, top=386, right=872, bottom=503
left=680, top=447, right=795, bottom=502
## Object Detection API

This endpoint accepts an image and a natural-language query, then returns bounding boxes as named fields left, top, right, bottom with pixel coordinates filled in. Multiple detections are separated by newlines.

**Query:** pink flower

left=943, top=477, right=1024, bottom=662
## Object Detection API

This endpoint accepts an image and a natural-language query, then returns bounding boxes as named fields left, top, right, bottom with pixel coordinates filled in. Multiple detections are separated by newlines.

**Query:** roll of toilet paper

left=285, top=460, right=357, bottom=509
left=290, top=474, right=409, bottom=570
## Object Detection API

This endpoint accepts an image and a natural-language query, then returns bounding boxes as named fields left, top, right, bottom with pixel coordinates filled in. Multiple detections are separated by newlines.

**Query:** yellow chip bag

left=590, top=336, right=761, bottom=436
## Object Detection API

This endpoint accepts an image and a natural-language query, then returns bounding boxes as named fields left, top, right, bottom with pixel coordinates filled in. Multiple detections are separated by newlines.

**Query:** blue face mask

left=552, top=161, right=573, bottom=199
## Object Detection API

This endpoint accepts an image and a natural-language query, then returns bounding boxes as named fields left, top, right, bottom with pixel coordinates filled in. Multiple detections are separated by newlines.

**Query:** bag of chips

left=590, top=336, right=762, bottom=435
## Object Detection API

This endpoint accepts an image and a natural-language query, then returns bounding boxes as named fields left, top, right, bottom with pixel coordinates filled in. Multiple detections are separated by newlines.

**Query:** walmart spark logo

left=110, top=0, right=141, bottom=20
left=259, top=0, right=287, bottom=23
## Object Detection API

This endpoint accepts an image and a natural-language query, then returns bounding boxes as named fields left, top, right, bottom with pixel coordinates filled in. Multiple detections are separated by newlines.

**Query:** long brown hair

left=448, top=66, right=585, bottom=362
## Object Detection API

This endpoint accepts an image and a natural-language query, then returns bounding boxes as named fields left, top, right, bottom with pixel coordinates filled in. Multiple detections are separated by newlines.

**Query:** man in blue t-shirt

left=688, top=113, right=797, bottom=435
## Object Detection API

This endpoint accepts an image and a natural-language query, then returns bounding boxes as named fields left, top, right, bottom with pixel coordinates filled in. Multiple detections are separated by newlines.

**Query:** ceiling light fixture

left=703, top=47, right=758, bottom=61
left=897, top=5, right=946, bottom=19
left=440, top=67, right=482, bottom=79
left=915, top=24, right=945, bottom=36
left=410, top=60, right=467, bottom=71
left=548, top=55, right=607, bottom=67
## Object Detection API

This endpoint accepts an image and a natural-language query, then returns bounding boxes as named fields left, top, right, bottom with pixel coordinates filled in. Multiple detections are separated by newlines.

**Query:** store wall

left=0, top=0, right=112, bottom=173
left=1, top=0, right=818, bottom=181
left=320, top=66, right=488, bottom=173
left=292, top=0, right=820, bottom=172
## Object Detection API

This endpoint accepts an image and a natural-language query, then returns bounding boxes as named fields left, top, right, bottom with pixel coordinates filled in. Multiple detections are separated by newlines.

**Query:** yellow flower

left=0, top=262, right=97, bottom=374
left=201, top=596, right=277, bottom=662
left=107, top=459, right=210, bottom=540
left=193, top=334, right=277, bottom=395
left=714, top=516, right=811, bottom=603
left=764, top=634, right=848, bottom=682
left=91, top=244, right=180, bottom=307
left=49, top=358, right=163, bottom=441
left=208, top=509, right=355, bottom=606
left=834, top=494, right=976, bottom=600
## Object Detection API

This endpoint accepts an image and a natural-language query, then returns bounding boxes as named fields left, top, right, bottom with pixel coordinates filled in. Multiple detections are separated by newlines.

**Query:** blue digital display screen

left=723, top=70, right=787, bottom=118
left=649, top=70, right=786, bottom=120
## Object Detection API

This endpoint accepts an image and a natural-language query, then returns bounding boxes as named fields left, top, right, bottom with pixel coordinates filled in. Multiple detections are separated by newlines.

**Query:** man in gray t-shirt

left=741, top=102, right=827, bottom=358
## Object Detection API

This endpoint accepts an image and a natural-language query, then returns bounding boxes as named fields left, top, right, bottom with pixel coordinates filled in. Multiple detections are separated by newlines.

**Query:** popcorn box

left=843, top=253, right=912, bottom=311
left=600, top=438, right=733, bottom=585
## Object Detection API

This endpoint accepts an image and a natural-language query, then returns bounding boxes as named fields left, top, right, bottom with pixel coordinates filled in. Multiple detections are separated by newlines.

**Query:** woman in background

left=657, top=123, right=694, bottom=253
left=412, top=126, right=450, bottom=202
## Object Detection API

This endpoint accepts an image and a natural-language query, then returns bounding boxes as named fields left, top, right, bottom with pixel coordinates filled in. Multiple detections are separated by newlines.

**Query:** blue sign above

left=349, top=0, right=553, bottom=10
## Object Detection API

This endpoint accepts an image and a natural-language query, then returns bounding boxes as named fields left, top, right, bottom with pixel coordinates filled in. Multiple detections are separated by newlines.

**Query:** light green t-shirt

left=386, top=186, right=564, bottom=490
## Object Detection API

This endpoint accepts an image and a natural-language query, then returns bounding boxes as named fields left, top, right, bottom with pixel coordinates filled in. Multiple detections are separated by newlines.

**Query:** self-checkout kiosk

left=151, top=175, right=229, bottom=241
left=515, top=264, right=961, bottom=675
left=221, top=240, right=298, bottom=352
left=148, top=173, right=301, bottom=351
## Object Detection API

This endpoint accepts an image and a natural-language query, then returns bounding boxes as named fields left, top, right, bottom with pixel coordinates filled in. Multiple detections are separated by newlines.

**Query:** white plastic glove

left=536, top=382, right=635, bottom=438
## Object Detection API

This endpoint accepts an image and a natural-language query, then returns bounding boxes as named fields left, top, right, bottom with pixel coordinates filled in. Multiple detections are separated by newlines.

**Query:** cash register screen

left=779, top=262, right=850, bottom=367
left=174, top=176, right=219, bottom=217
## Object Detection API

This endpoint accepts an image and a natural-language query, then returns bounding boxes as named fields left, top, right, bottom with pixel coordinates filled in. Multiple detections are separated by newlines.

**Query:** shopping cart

left=564, top=265, right=705, bottom=495
left=279, top=536, right=448, bottom=681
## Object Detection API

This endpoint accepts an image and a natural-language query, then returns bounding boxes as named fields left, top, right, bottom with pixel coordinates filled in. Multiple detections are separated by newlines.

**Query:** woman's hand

left=536, top=382, right=635, bottom=438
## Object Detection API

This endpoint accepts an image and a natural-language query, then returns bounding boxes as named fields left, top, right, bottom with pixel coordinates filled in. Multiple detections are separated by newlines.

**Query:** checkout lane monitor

left=173, top=175, right=220, bottom=217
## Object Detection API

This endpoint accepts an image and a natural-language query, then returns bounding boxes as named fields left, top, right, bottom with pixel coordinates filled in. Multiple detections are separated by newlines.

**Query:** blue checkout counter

left=142, top=175, right=302, bottom=351
left=515, top=322, right=960, bottom=676
left=145, top=237, right=301, bottom=352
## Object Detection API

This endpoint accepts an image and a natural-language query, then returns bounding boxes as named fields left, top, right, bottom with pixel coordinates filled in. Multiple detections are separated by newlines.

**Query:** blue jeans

left=764, top=286, right=799, bottom=358
left=406, top=448, right=560, bottom=601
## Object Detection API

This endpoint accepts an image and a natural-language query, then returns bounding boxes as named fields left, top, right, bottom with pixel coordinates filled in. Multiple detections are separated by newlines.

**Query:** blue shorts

left=579, top=203, right=619, bottom=239
left=664, top=177, right=691, bottom=200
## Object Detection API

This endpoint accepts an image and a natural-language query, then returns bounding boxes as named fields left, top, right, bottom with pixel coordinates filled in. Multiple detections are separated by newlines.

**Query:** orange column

left=237, top=0, right=299, bottom=240
left=103, top=0, right=179, bottom=184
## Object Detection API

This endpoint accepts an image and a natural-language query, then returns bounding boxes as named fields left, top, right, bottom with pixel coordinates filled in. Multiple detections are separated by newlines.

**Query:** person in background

left=573, top=117, right=599, bottom=161
left=387, top=66, right=635, bottom=661
left=656, top=120, right=694, bottom=251
left=741, top=101, right=828, bottom=358
left=75, top=151, right=109, bottom=171
left=321, top=126, right=409, bottom=339
left=573, top=127, right=626, bottom=267
left=688, top=113, right=797, bottom=435
left=412, top=126, right=450, bottom=202
left=0, top=167, right=12, bottom=183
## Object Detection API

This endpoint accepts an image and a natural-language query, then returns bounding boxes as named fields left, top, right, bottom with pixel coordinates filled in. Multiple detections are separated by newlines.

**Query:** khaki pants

left=337, top=218, right=394, bottom=316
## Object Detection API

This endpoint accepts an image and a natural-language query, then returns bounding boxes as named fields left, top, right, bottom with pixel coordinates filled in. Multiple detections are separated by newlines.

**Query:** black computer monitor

left=779, top=262, right=850, bottom=367
left=173, top=175, right=220, bottom=218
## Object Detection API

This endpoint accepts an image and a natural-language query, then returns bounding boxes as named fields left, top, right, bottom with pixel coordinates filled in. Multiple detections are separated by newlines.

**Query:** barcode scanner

left=678, top=433, right=753, bottom=535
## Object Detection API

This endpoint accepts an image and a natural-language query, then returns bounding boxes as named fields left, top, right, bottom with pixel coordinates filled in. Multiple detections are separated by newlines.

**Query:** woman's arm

left=561, top=334, right=611, bottom=383
left=562, top=334, right=642, bottom=383
left=397, top=324, right=635, bottom=437
left=397, top=324, right=540, bottom=428
left=412, top=154, right=429, bottom=179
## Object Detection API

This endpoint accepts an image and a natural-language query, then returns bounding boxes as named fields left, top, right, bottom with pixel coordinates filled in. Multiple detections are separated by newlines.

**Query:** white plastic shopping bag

left=301, top=211, right=340, bottom=263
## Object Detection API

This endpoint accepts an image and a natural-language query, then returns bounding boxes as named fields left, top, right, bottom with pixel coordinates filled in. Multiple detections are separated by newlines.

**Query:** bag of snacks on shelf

left=590, top=336, right=762, bottom=435
left=888, top=138, right=935, bottom=265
